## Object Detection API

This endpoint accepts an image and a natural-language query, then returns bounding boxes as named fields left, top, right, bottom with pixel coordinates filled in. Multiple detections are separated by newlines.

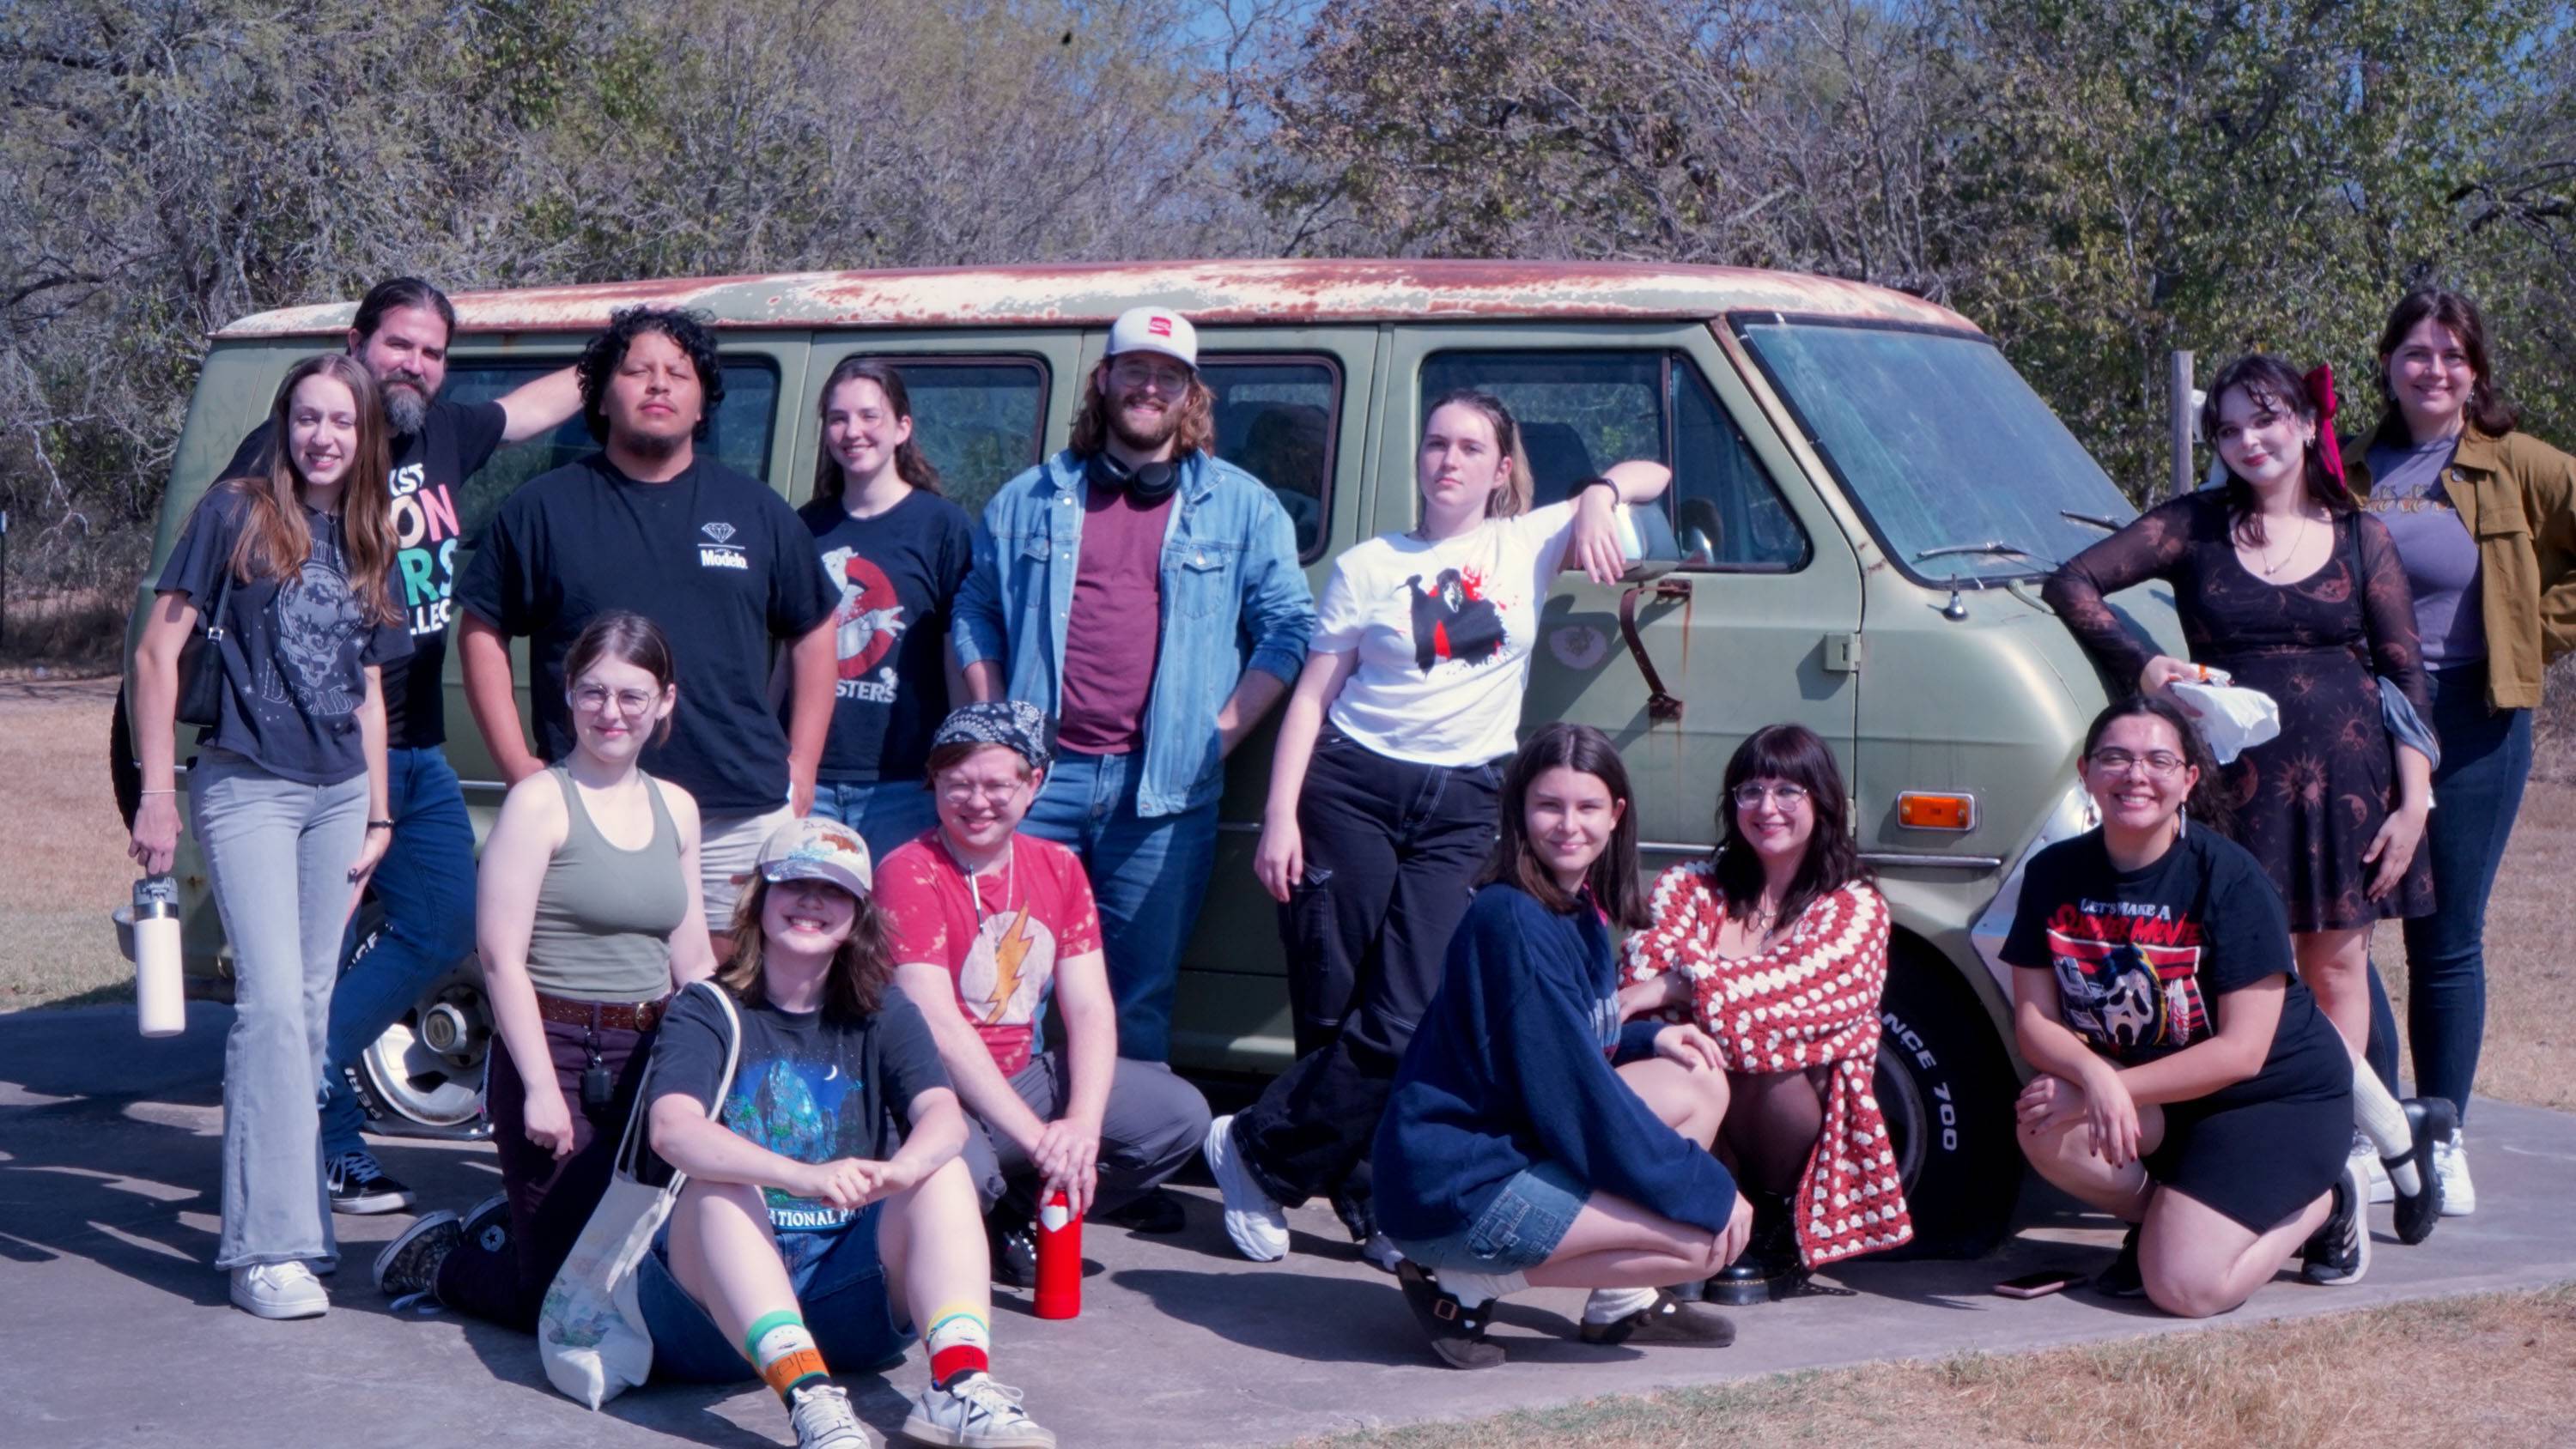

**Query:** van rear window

left=1733, top=319, right=2136, bottom=582
left=443, top=359, right=780, bottom=543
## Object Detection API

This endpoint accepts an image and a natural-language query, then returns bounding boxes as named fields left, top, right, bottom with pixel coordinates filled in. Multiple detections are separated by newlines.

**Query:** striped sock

left=923, top=1302, right=991, bottom=1388
left=745, top=1310, right=829, bottom=1405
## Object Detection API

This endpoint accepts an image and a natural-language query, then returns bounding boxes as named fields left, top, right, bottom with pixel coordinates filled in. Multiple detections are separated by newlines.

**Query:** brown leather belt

left=534, top=991, right=665, bottom=1033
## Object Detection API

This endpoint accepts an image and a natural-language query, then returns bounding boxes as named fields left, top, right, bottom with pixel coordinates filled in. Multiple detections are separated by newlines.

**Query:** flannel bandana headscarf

left=931, top=700, right=1055, bottom=773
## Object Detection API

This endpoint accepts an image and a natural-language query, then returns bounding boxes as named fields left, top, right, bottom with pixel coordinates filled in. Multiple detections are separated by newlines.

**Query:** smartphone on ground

left=1993, top=1269, right=2084, bottom=1300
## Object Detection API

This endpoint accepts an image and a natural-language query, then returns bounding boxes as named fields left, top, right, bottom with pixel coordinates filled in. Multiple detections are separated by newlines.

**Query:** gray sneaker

left=901, top=1373, right=1055, bottom=1448
left=788, top=1382, right=881, bottom=1449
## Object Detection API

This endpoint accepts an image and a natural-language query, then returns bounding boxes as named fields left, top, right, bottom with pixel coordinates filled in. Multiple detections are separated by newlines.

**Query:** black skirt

left=2148, top=1084, right=2353, bottom=1233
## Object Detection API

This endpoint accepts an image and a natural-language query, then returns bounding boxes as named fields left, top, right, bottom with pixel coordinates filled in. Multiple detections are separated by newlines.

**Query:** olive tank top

left=526, top=765, right=689, bottom=1003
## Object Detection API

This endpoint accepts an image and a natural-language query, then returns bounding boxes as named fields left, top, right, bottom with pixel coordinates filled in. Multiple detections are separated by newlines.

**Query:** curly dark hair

left=576, top=306, right=726, bottom=443
left=1706, top=723, right=1869, bottom=931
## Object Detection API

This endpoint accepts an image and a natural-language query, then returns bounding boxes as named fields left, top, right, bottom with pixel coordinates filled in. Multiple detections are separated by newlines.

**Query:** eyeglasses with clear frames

left=572, top=684, right=659, bottom=716
left=937, top=778, right=1026, bottom=803
left=1732, top=782, right=1811, bottom=809
left=2087, top=749, right=2187, bottom=778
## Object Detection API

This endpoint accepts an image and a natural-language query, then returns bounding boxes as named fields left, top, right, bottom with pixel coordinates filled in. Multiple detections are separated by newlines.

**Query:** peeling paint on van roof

left=212, top=258, right=1978, bottom=339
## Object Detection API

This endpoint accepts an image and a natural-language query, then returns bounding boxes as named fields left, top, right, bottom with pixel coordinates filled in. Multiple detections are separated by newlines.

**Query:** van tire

left=1872, top=940, right=2020, bottom=1258
left=110, top=687, right=143, bottom=830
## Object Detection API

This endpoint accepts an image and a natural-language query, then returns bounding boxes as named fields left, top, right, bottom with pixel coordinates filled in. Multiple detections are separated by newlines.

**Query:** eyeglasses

left=572, top=685, right=660, bottom=716
left=1108, top=357, right=1192, bottom=394
left=1732, top=782, right=1811, bottom=809
left=2087, top=749, right=2187, bottom=778
left=937, top=778, right=1026, bottom=803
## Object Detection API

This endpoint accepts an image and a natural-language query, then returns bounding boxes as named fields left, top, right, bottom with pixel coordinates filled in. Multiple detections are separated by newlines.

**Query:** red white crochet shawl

left=1621, top=864, right=1912, bottom=1268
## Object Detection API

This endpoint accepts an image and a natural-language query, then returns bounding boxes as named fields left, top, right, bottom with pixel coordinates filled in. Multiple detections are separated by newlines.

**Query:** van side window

left=844, top=358, right=1049, bottom=518
left=1419, top=351, right=1806, bottom=573
left=444, top=360, right=781, bottom=542
left=1202, top=356, right=1339, bottom=561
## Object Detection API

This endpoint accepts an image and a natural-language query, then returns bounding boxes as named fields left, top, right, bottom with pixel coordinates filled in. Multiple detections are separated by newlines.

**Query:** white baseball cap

left=1106, top=306, right=1198, bottom=371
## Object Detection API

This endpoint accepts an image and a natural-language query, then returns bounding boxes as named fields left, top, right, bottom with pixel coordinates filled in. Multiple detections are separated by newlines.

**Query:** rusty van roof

left=212, top=258, right=1976, bottom=339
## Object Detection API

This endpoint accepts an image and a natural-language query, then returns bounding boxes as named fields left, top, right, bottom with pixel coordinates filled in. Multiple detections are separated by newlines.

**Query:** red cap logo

left=1148, top=316, right=1173, bottom=336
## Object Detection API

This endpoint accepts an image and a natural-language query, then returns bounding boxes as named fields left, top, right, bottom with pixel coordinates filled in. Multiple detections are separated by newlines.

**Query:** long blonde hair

left=219, top=353, right=399, bottom=624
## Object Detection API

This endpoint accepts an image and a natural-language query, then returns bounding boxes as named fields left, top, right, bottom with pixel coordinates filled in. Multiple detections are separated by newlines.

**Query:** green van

left=121, top=258, right=2171, bottom=1256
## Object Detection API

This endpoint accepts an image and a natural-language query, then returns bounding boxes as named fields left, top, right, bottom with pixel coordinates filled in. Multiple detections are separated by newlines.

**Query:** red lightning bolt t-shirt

left=874, top=831, right=1104, bottom=1074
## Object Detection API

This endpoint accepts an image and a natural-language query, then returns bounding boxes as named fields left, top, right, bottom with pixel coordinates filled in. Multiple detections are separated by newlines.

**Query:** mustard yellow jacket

left=2348, top=427, right=2576, bottom=710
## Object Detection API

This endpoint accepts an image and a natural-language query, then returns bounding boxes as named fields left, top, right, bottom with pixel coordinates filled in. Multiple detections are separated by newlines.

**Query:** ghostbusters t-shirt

left=1314, top=501, right=1583, bottom=767
left=2002, top=828, right=2347, bottom=1103
left=225, top=399, right=506, bottom=749
left=799, top=491, right=975, bottom=784
left=873, top=832, right=1104, bottom=1076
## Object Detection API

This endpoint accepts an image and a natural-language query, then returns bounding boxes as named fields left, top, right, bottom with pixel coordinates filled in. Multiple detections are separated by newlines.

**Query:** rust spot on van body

left=214, top=259, right=1979, bottom=340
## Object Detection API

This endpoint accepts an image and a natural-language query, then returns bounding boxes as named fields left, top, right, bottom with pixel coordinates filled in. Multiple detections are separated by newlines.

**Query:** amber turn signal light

left=1897, top=792, right=1977, bottom=830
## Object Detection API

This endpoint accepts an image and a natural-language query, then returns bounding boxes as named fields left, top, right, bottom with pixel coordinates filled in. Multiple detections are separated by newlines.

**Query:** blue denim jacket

left=951, top=448, right=1315, bottom=817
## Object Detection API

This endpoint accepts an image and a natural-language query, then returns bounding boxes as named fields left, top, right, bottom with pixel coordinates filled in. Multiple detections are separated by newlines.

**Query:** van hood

left=1990, top=577, right=2184, bottom=717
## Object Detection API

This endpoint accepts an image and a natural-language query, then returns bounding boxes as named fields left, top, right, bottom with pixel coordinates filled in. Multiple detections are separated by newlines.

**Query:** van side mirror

left=1619, top=502, right=1682, bottom=583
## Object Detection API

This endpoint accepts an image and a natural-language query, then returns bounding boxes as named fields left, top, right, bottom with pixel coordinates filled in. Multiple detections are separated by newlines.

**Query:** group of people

left=122, top=274, right=2569, bottom=1444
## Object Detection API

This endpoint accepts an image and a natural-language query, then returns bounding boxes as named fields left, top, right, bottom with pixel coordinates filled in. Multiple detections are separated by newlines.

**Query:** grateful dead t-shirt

left=873, top=832, right=1103, bottom=1076
left=799, top=491, right=975, bottom=784
left=1311, top=500, right=1584, bottom=767
left=2002, top=828, right=2347, bottom=1103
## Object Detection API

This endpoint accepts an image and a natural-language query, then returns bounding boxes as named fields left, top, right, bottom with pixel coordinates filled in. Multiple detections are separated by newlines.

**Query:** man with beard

left=954, top=306, right=1313, bottom=1101
left=219, top=276, right=581, bottom=1217
left=458, top=307, right=838, bottom=956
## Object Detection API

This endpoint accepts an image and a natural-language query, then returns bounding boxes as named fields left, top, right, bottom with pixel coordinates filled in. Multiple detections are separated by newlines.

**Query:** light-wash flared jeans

left=189, top=748, right=366, bottom=1270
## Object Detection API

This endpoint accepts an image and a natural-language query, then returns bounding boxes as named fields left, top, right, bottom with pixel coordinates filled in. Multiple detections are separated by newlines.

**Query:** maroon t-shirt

left=1057, top=483, right=1173, bottom=754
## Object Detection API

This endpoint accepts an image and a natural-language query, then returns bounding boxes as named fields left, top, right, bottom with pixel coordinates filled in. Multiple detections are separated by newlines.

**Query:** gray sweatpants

left=959, top=1052, right=1212, bottom=1218
left=190, top=749, right=368, bottom=1270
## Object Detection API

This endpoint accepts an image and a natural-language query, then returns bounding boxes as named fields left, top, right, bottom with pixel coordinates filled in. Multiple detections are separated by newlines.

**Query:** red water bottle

left=1034, top=1190, right=1082, bottom=1319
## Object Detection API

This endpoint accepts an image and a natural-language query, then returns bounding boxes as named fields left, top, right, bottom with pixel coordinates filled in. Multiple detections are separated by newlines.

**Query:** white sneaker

left=902, top=1373, right=1055, bottom=1448
left=1201, top=1115, right=1288, bottom=1262
left=2436, top=1131, right=2476, bottom=1216
left=2356, top=1137, right=2394, bottom=1205
left=787, top=1382, right=881, bottom=1449
left=229, top=1261, right=329, bottom=1319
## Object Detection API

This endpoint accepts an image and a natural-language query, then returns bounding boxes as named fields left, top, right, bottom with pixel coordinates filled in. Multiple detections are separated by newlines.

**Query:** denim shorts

left=636, top=1200, right=913, bottom=1381
left=1388, top=1161, right=1587, bottom=1275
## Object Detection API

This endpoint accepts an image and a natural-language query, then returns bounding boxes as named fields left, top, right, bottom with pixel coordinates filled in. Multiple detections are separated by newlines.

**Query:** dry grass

left=0, top=587, right=129, bottom=674
left=0, top=676, right=142, bottom=1009
left=1304, top=1283, right=2576, bottom=1448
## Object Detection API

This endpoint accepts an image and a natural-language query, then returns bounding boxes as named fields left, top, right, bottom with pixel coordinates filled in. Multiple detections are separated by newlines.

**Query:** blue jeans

left=321, top=746, right=477, bottom=1157
left=638, top=1201, right=912, bottom=1381
left=1388, top=1161, right=1586, bottom=1275
left=811, top=778, right=941, bottom=864
left=1017, top=749, right=1220, bottom=1064
left=2394, top=664, right=2532, bottom=1122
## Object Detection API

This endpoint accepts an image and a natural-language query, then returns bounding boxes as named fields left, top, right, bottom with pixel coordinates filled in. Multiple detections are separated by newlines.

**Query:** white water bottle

left=130, top=876, right=185, bottom=1038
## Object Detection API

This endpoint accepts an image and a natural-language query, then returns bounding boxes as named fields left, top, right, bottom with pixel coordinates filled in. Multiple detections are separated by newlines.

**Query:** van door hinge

left=1824, top=633, right=1864, bottom=674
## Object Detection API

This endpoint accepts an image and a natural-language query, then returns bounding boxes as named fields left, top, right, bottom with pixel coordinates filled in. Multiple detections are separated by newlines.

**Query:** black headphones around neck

left=1084, top=450, right=1180, bottom=502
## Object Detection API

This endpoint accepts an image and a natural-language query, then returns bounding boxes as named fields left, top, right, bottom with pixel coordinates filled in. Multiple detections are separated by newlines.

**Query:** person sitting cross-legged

left=878, top=700, right=1212, bottom=1282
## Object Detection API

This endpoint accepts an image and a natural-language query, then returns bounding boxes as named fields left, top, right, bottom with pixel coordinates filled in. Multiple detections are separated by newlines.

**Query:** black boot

left=984, top=1204, right=1038, bottom=1288
left=1705, top=1191, right=1803, bottom=1306
left=2390, top=1096, right=2455, bottom=1246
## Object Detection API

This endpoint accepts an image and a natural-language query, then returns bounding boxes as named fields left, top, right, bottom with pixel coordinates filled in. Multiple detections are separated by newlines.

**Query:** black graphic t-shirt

left=456, top=453, right=839, bottom=813
left=649, top=985, right=951, bottom=1246
left=155, top=487, right=413, bottom=785
left=2002, top=828, right=2348, bottom=1104
left=225, top=399, right=507, bottom=750
left=799, top=491, right=975, bottom=784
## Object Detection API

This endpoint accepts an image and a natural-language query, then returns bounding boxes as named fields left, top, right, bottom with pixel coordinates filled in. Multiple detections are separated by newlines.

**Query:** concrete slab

left=4, top=1002, right=2573, bottom=1448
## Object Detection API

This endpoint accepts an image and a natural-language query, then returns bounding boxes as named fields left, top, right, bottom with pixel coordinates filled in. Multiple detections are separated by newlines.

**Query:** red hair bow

left=2304, top=364, right=2345, bottom=486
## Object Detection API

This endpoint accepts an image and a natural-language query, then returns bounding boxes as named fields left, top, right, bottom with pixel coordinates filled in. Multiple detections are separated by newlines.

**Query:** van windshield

left=1734, top=318, right=2138, bottom=581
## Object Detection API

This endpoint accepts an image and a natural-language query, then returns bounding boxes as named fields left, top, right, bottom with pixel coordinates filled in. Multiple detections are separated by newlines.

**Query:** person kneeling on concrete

left=639, top=818, right=1054, bottom=1448
left=1365, top=724, right=1753, bottom=1370
left=2006, top=697, right=2364, bottom=1318
left=878, top=701, right=1211, bottom=1282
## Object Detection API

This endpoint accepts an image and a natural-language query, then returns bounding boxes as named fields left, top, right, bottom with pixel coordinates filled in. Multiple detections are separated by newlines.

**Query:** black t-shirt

left=2002, top=828, right=2348, bottom=1104
left=800, top=491, right=976, bottom=783
left=455, top=453, right=839, bottom=813
left=649, top=983, right=951, bottom=1237
left=155, top=487, right=413, bottom=785
left=225, top=399, right=508, bottom=751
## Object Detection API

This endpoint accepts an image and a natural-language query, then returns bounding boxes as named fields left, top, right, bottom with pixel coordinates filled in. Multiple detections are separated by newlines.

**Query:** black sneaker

left=326, top=1149, right=416, bottom=1216
left=1577, top=1289, right=1736, bottom=1347
left=2302, top=1158, right=2371, bottom=1286
left=372, top=1210, right=461, bottom=1298
left=459, top=1191, right=511, bottom=1255
left=1395, top=1259, right=1505, bottom=1369
left=986, top=1210, right=1038, bottom=1289
left=1097, top=1186, right=1188, bottom=1235
left=2090, top=1224, right=2147, bottom=1298
left=1705, top=1191, right=1801, bottom=1306
left=2391, top=1097, right=2455, bottom=1246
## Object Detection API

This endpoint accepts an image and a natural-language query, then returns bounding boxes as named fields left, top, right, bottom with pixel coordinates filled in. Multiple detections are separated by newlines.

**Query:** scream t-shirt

left=649, top=985, right=950, bottom=1245
left=1313, top=501, right=1583, bottom=767
left=873, top=831, right=1104, bottom=1076
left=455, top=452, right=839, bottom=814
left=2001, top=828, right=2347, bottom=1105
left=155, top=487, right=414, bottom=785
left=225, top=399, right=507, bottom=749
left=800, top=491, right=975, bottom=784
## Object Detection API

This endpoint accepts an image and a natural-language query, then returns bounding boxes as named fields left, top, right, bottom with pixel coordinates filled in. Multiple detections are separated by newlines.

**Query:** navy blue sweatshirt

left=1370, top=882, right=1741, bottom=1243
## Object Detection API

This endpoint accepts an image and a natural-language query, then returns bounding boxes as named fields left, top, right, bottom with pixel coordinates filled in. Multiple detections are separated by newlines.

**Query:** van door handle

left=1824, top=633, right=1864, bottom=673
left=1619, top=578, right=1691, bottom=723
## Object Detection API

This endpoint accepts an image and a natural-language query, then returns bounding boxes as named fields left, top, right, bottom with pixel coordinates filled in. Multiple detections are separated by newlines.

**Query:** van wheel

left=1871, top=941, right=2020, bottom=1258
left=341, top=904, right=491, bottom=1140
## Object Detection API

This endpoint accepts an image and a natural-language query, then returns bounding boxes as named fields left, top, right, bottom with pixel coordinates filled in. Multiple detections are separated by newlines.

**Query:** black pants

left=1235, top=729, right=1501, bottom=1208
left=436, top=1012, right=653, bottom=1330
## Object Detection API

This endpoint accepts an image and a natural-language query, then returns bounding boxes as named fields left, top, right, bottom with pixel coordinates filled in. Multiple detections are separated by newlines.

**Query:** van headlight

left=1969, top=781, right=2098, bottom=1001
